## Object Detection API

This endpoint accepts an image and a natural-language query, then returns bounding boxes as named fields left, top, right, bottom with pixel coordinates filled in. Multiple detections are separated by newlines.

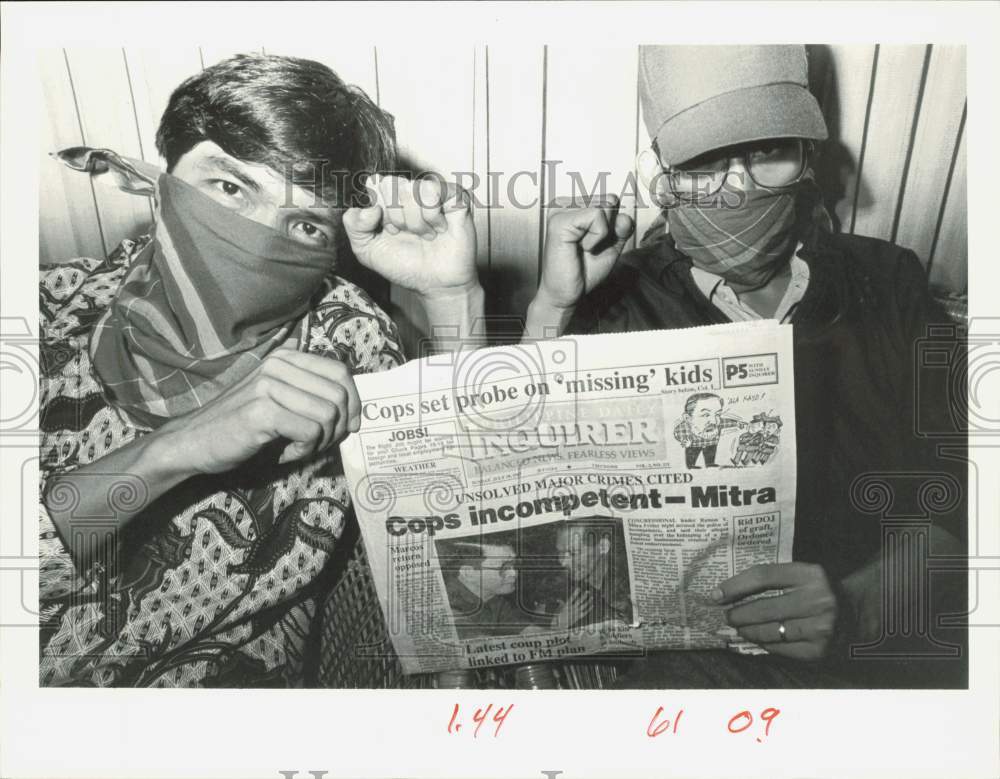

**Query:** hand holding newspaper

left=339, top=321, right=796, bottom=674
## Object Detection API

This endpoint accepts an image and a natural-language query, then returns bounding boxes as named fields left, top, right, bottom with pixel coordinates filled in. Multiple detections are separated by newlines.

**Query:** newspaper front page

left=339, top=321, right=796, bottom=674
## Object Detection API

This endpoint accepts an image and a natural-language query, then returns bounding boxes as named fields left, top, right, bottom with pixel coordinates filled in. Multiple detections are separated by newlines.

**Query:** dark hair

left=156, top=53, right=396, bottom=206
left=684, top=392, right=722, bottom=415
left=436, top=531, right=517, bottom=574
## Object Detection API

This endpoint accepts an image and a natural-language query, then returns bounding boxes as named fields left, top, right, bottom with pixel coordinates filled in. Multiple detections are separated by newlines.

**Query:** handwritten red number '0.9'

left=727, top=708, right=781, bottom=742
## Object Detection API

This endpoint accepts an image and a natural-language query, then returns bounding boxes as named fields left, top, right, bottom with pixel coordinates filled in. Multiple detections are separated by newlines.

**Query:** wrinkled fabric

left=39, top=238, right=404, bottom=687
left=58, top=147, right=337, bottom=428
left=667, top=185, right=799, bottom=288
left=565, top=229, right=968, bottom=688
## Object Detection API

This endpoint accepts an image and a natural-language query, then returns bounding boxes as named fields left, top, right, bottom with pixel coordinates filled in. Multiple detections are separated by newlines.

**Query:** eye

left=675, top=150, right=728, bottom=174
left=202, top=179, right=251, bottom=212
left=749, top=139, right=800, bottom=161
left=211, top=179, right=244, bottom=199
left=290, top=220, right=331, bottom=248
left=753, top=142, right=784, bottom=156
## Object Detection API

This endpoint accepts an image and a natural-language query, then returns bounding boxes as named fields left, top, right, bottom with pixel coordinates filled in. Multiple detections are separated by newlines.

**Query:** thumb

left=613, top=212, right=635, bottom=244
left=342, top=204, right=383, bottom=249
left=441, top=186, right=472, bottom=230
left=278, top=439, right=314, bottom=465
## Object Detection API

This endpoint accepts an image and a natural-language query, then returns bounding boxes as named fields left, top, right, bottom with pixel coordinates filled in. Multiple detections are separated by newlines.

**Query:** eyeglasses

left=664, top=138, right=809, bottom=200
left=481, top=560, right=517, bottom=576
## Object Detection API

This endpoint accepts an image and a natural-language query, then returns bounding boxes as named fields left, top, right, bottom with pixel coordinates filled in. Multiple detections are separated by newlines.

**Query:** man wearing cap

left=754, top=414, right=783, bottom=466
left=733, top=413, right=766, bottom=467
left=524, top=45, right=966, bottom=687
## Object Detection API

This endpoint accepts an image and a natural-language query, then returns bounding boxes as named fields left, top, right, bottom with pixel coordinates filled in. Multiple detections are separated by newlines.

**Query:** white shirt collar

left=688, top=244, right=810, bottom=323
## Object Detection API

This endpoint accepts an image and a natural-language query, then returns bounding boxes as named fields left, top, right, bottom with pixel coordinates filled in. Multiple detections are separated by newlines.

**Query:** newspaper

left=339, top=321, right=796, bottom=674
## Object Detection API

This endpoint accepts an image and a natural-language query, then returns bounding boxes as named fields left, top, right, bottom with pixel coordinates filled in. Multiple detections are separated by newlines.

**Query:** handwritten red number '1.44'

left=447, top=703, right=515, bottom=738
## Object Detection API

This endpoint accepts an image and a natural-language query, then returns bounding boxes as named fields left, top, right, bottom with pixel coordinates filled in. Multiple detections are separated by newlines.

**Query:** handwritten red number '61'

left=647, top=706, right=685, bottom=737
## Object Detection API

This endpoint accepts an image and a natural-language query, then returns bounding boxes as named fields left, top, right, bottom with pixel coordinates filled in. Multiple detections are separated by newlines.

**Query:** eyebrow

left=199, top=155, right=263, bottom=194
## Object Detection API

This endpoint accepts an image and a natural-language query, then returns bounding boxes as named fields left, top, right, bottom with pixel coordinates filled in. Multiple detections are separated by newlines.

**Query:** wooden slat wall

left=39, top=45, right=969, bottom=344
left=542, top=46, right=640, bottom=250
left=377, top=46, right=478, bottom=347
left=850, top=46, right=927, bottom=240
left=62, top=48, right=156, bottom=245
left=895, top=46, right=967, bottom=265
left=124, top=48, right=205, bottom=166
left=38, top=50, right=106, bottom=263
left=481, top=46, right=546, bottom=327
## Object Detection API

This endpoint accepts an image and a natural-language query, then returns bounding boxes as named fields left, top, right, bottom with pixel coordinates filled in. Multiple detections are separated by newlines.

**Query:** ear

left=636, top=148, right=667, bottom=199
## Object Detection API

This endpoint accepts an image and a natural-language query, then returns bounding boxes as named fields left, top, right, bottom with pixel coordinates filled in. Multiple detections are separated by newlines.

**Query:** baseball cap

left=639, top=45, right=828, bottom=166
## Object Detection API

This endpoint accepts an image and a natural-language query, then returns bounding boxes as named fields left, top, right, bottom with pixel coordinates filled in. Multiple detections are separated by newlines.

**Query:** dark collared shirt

left=447, top=578, right=525, bottom=640
left=567, top=228, right=966, bottom=580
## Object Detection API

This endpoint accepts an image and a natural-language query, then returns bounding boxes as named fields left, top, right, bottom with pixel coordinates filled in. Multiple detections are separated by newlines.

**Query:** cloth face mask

left=667, top=184, right=799, bottom=288
left=57, top=147, right=337, bottom=428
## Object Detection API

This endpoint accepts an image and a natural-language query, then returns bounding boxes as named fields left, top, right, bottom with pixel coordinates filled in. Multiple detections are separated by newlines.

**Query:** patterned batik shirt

left=38, top=237, right=404, bottom=687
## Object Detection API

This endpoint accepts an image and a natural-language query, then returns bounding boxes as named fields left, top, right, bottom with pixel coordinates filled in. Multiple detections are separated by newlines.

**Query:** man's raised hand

left=522, top=196, right=634, bottom=341
left=343, top=174, right=478, bottom=299
left=538, top=196, right=635, bottom=311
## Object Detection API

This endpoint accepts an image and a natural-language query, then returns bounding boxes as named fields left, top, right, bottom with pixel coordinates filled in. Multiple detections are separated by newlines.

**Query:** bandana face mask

left=667, top=184, right=800, bottom=288
left=57, top=147, right=337, bottom=428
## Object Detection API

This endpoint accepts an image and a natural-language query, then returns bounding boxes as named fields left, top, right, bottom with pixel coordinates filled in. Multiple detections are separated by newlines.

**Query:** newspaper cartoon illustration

left=673, top=397, right=785, bottom=469
left=753, top=413, right=783, bottom=465
left=672, top=392, right=746, bottom=468
left=732, top=412, right=766, bottom=466
left=729, top=411, right=784, bottom=466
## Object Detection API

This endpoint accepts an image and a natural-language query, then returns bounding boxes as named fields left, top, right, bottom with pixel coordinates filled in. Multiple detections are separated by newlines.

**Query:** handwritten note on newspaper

left=340, top=321, right=796, bottom=674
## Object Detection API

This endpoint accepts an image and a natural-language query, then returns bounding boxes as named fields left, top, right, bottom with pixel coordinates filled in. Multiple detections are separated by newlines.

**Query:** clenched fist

left=160, top=348, right=360, bottom=475
left=539, top=195, right=635, bottom=310
left=523, top=196, right=634, bottom=341
left=343, top=174, right=478, bottom=299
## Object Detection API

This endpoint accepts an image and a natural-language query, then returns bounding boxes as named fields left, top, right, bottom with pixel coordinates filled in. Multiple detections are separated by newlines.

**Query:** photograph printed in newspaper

left=339, top=320, right=796, bottom=674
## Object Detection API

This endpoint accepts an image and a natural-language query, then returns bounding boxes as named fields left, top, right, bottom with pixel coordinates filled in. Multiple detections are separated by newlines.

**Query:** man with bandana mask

left=38, top=54, right=483, bottom=686
left=523, top=45, right=967, bottom=688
